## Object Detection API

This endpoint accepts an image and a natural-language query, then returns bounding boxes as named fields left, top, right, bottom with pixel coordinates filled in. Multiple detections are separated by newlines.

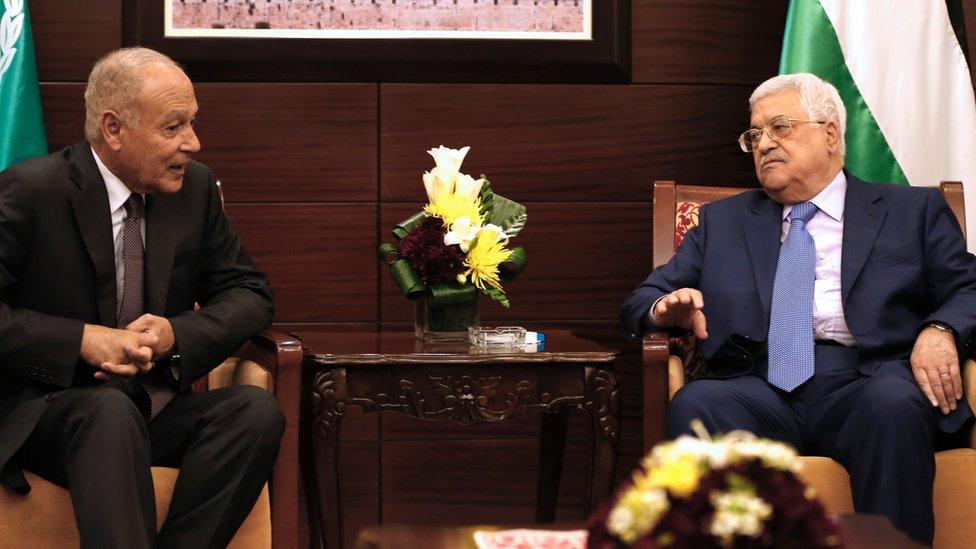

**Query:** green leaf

left=482, top=286, right=510, bottom=308
left=478, top=176, right=495, bottom=220
left=392, top=211, right=427, bottom=240
left=488, top=193, right=527, bottom=238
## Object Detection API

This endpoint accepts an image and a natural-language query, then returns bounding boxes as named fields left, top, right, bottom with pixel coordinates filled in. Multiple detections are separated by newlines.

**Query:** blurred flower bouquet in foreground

left=378, top=146, right=527, bottom=341
left=587, top=423, right=844, bottom=548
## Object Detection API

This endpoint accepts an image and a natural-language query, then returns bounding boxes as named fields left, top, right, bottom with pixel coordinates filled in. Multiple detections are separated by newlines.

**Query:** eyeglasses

left=738, top=116, right=827, bottom=152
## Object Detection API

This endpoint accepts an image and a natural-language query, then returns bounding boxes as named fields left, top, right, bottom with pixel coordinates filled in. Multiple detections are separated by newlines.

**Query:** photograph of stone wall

left=170, top=0, right=586, bottom=35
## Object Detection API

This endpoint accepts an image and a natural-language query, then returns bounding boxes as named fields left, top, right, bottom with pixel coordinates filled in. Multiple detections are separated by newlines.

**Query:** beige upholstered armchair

left=642, top=180, right=976, bottom=549
left=0, top=330, right=302, bottom=549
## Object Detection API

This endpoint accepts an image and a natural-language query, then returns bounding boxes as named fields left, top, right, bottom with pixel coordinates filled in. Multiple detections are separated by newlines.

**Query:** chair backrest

left=652, top=180, right=967, bottom=268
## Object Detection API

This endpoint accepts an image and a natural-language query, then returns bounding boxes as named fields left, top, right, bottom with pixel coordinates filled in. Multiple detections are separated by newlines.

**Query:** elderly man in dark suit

left=621, top=73, right=976, bottom=544
left=0, top=47, right=283, bottom=548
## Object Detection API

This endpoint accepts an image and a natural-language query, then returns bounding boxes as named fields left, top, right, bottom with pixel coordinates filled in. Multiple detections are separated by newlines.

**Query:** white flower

left=454, top=172, right=486, bottom=203
left=444, top=216, right=482, bottom=252
left=428, top=145, right=469, bottom=176
left=606, top=488, right=669, bottom=544
left=708, top=490, right=773, bottom=543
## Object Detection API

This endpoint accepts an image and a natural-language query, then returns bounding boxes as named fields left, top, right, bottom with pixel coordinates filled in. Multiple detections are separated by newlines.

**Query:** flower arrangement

left=379, top=146, right=527, bottom=337
left=587, top=423, right=844, bottom=549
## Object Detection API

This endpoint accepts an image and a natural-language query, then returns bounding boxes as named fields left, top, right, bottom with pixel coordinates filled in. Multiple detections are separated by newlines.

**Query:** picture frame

left=122, top=0, right=630, bottom=83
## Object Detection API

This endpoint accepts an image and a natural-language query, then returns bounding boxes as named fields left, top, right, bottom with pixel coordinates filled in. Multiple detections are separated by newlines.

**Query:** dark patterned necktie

left=118, top=194, right=145, bottom=328
left=117, top=194, right=174, bottom=419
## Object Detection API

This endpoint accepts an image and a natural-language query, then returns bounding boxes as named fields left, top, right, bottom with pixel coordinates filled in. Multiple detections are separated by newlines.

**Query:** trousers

left=13, top=383, right=285, bottom=549
left=667, top=344, right=937, bottom=544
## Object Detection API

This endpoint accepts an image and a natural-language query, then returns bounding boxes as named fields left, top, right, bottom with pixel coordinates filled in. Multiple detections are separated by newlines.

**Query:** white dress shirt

left=781, top=169, right=856, bottom=346
left=90, top=147, right=145, bottom=319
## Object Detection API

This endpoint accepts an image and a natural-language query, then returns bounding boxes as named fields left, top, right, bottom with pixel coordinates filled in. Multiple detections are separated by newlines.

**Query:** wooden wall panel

left=38, top=84, right=86, bottom=153
left=30, top=0, right=121, bottom=82
left=632, top=0, right=787, bottom=85
left=380, top=203, right=654, bottom=322
left=380, top=84, right=757, bottom=203
left=381, top=439, right=546, bottom=525
left=339, top=442, right=380, bottom=548
left=226, top=204, right=378, bottom=323
left=193, top=84, right=378, bottom=203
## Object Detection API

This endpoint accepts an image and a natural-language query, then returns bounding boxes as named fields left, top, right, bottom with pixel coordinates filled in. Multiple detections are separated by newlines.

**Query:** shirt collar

left=782, top=169, right=846, bottom=222
left=90, top=146, right=133, bottom=214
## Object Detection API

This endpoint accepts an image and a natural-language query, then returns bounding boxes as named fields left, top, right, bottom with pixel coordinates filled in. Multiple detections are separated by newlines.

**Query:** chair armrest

left=643, top=331, right=671, bottom=453
left=232, top=329, right=303, bottom=549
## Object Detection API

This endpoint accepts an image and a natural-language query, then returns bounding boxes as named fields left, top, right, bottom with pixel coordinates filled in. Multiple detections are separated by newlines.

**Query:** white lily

left=454, top=172, right=486, bottom=203
left=444, top=216, right=482, bottom=252
left=428, top=145, right=470, bottom=176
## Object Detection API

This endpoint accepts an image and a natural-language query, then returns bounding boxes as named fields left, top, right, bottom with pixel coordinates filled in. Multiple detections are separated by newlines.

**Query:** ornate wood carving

left=587, top=367, right=621, bottom=443
left=311, top=368, right=347, bottom=442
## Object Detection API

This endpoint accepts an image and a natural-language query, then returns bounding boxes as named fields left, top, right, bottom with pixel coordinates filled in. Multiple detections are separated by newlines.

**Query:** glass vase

left=415, top=296, right=479, bottom=342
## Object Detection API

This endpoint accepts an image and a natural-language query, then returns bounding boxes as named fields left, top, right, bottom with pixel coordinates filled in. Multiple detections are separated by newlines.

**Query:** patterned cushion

left=672, top=200, right=707, bottom=379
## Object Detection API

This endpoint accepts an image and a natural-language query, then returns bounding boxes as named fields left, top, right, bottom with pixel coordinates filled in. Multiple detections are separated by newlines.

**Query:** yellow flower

left=424, top=183, right=485, bottom=227
left=646, top=454, right=702, bottom=497
left=460, top=224, right=512, bottom=291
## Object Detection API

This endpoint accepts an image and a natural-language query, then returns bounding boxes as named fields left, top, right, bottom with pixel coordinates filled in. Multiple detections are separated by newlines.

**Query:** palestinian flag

left=780, top=0, right=976, bottom=249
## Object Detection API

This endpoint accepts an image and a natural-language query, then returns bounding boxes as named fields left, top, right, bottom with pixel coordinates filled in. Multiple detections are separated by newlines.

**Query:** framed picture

left=122, top=0, right=630, bottom=83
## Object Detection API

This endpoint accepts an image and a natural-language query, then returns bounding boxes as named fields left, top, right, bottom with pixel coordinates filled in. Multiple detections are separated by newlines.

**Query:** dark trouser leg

left=667, top=375, right=803, bottom=449
left=149, top=385, right=285, bottom=549
left=15, top=386, right=155, bottom=549
left=814, top=375, right=936, bottom=544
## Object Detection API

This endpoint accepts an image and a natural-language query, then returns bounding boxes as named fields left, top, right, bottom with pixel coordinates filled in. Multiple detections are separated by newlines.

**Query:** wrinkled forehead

left=749, top=89, right=802, bottom=126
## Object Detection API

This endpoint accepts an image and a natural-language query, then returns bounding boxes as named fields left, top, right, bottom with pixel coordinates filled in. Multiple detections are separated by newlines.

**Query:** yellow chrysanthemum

left=646, top=454, right=702, bottom=497
left=459, top=225, right=512, bottom=291
left=424, top=192, right=484, bottom=228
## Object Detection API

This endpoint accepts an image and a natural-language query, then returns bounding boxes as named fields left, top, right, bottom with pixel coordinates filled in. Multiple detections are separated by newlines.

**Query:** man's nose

left=181, top=126, right=201, bottom=154
left=756, top=128, right=778, bottom=154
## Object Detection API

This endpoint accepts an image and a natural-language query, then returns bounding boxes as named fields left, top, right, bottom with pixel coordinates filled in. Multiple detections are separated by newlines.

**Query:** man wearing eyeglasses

left=621, top=73, right=976, bottom=544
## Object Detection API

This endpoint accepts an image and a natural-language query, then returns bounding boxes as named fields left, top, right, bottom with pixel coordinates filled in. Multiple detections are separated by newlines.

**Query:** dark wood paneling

left=633, top=0, right=787, bottom=85
left=340, top=442, right=380, bottom=548
left=380, top=84, right=757, bottom=203
left=193, top=84, right=377, bottom=203
left=227, top=204, right=377, bottom=323
left=381, top=439, right=544, bottom=525
left=31, top=0, right=121, bottom=82
left=39, top=84, right=86, bottom=153
left=380, top=203, right=654, bottom=322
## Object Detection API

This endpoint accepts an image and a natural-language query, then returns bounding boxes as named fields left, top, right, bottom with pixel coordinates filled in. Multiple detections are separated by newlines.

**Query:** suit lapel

left=67, top=144, right=117, bottom=326
left=841, top=175, right=886, bottom=303
left=144, top=193, right=180, bottom=315
left=744, top=195, right=783, bottom=324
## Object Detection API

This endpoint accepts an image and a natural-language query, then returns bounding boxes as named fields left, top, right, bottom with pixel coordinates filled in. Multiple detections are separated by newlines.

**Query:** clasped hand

left=80, top=314, right=176, bottom=380
left=651, top=288, right=709, bottom=339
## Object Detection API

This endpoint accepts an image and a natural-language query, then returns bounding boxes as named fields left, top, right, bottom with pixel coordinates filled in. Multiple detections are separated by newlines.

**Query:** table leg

left=585, top=366, right=620, bottom=514
left=305, top=368, right=347, bottom=549
left=536, top=411, right=569, bottom=522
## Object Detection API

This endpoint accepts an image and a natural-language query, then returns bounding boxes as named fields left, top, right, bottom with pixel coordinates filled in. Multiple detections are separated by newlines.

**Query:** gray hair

left=749, top=73, right=847, bottom=158
left=84, top=47, right=184, bottom=143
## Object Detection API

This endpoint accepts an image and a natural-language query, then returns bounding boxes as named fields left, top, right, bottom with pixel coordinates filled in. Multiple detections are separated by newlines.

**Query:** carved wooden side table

left=296, top=329, right=620, bottom=549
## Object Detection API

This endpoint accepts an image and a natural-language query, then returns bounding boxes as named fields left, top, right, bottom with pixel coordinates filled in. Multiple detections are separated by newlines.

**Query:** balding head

left=84, top=47, right=185, bottom=143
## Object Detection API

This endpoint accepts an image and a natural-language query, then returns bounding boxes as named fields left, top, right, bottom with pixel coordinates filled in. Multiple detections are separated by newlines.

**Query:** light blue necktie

left=767, top=202, right=817, bottom=392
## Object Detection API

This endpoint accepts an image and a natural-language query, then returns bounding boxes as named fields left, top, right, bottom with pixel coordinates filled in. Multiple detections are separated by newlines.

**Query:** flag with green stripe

left=780, top=0, right=976, bottom=249
left=0, top=0, right=46, bottom=171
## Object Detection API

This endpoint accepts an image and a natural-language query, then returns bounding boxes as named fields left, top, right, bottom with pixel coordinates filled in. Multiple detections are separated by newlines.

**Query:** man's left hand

left=125, top=314, right=176, bottom=360
left=910, top=326, right=961, bottom=415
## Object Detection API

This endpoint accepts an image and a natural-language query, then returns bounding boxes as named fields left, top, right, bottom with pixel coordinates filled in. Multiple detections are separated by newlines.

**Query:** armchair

left=0, top=329, right=302, bottom=549
left=642, top=180, right=976, bottom=549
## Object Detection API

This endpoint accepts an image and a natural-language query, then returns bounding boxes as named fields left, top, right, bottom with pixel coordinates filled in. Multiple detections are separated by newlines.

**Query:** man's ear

left=101, top=110, right=124, bottom=152
left=825, top=120, right=841, bottom=154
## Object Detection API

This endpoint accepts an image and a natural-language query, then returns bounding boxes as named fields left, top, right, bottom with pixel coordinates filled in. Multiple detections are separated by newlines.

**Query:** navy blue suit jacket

left=621, top=173, right=976, bottom=432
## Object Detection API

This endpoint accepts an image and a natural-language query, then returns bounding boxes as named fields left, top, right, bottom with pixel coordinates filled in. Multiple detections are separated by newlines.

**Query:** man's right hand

left=80, top=324, right=158, bottom=380
left=652, top=288, right=709, bottom=339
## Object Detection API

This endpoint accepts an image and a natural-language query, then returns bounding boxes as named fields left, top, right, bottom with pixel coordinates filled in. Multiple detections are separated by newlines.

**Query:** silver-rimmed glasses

left=738, top=116, right=827, bottom=152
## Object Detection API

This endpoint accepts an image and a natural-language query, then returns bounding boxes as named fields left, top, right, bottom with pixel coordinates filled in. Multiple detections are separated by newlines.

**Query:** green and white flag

left=781, top=0, right=976, bottom=250
left=0, top=0, right=46, bottom=171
